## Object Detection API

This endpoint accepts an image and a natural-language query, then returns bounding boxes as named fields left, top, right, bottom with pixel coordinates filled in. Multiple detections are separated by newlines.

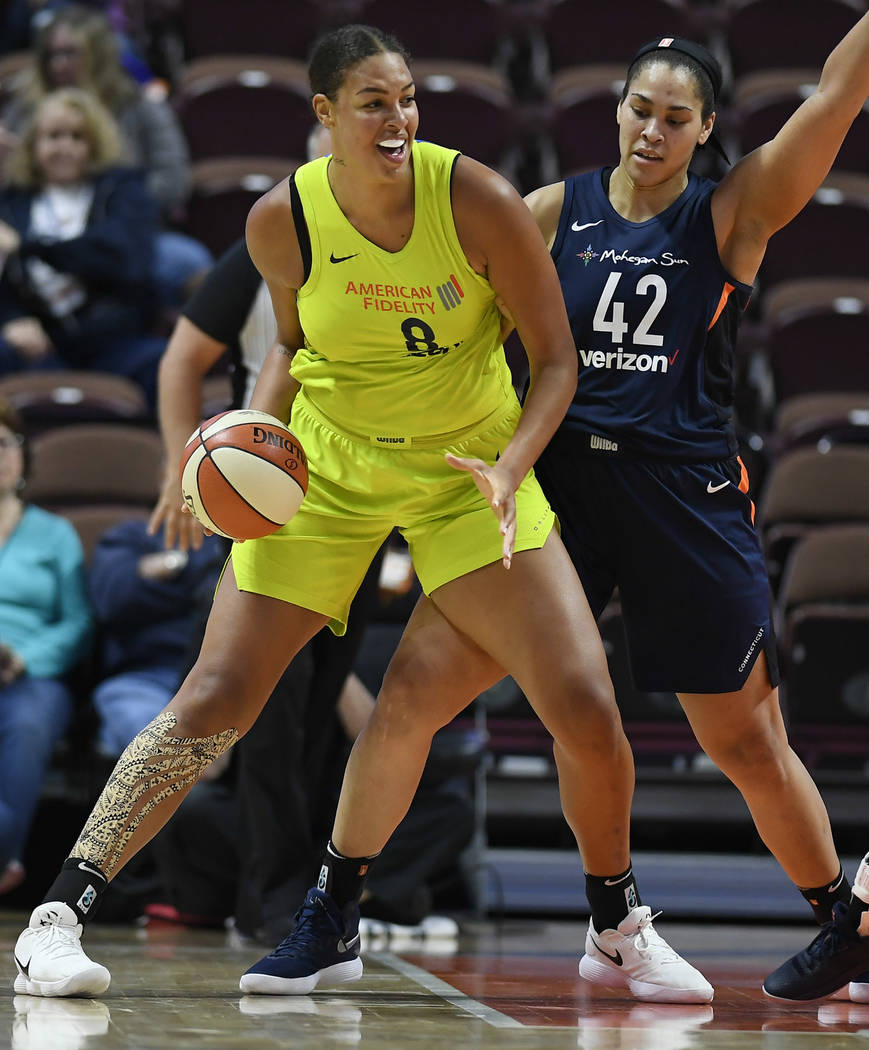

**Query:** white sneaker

left=12, top=996, right=109, bottom=1050
left=13, top=902, right=111, bottom=997
left=579, top=906, right=714, bottom=1004
left=849, top=978, right=869, bottom=1002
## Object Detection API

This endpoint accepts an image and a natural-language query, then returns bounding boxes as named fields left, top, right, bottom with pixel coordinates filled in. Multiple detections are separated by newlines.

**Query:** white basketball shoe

left=13, top=902, right=111, bottom=998
left=579, top=906, right=714, bottom=1004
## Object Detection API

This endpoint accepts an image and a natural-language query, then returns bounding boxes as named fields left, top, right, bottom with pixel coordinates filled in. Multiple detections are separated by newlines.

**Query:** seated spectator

left=0, top=87, right=165, bottom=406
left=88, top=517, right=224, bottom=758
left=1, top=3, right=211, bottom=305
left=0, top=398, right=92, bottom=896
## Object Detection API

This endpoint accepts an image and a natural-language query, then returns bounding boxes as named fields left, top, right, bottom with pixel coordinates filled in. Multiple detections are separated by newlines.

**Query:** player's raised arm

left=713, top=10, right=869, bottom=281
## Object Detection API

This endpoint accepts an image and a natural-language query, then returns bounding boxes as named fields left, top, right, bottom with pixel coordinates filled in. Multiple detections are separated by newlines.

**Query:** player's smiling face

left=616, top=63, right=714, bottom=185
left=319, top=51, right=418, bottom=178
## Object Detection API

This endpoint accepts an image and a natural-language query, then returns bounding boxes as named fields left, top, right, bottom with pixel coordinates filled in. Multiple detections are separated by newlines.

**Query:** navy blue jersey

left=551, top=169, right=752, bottom=460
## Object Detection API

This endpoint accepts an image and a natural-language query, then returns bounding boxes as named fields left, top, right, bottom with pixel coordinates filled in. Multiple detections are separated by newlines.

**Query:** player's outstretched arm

left=713, top=10, right=869, bottom=283
left=149, top=317, right=227, bottom=551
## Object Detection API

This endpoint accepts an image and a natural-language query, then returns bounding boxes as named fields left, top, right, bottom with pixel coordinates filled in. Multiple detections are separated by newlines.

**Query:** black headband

left=628, top=36, right=730, bottom=165
left=630, top=36, right=723, bottom=102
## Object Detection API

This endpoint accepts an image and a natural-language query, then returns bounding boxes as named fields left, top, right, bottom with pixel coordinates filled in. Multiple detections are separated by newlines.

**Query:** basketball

left=180, top=409, right=308, bottom=540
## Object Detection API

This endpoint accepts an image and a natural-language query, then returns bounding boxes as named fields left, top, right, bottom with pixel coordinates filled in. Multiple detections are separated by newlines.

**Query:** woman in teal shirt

left=0, top=399, right=92, bottom=895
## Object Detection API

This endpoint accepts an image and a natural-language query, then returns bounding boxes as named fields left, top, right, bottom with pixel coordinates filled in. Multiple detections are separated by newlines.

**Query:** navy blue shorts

left=535, top=432, right=779, bottom=695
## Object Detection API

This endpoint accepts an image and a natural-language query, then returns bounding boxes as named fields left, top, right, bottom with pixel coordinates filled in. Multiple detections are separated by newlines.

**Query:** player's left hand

left=445, top=453, right=516, bottom=568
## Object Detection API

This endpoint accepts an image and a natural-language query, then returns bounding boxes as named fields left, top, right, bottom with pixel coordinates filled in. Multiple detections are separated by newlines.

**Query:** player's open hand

left=149, top=475, right=209, bottom=551
left=445, top=453, right=517, bottom=568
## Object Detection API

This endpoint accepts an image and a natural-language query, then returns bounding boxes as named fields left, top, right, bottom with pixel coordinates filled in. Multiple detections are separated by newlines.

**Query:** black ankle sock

left=586, top=865, right=641, bottom=932
left=317, top=840, right=379, bottom=909
left=799, top=866, right=851, bottom=925
left=43, top=857, right=108, bottom=924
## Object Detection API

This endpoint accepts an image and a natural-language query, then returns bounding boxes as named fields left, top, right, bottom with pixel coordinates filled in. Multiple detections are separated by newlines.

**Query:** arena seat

left=0, top=370, right=150, bottom=431
left=175, top=56, right=313, bottom=162
left=179, top=0, right=327, bottom=60
left=24, top=423, right=164, bottom=510
left=184, top=156, right=297, bottom=259
left=354, top=0, right=515, bottom=68
left=757, top=173, right=869, bottom=292
left=759, top=278, right=869, bottom=406
left=773, top=390, right=869, bottom=456
left=541, top=0, right=696, bottom=75
left=776, top=524, right=869, bottom=769
left=723, top=0, right=868, bottom=80
left=730, top=70, right=869, bottom=172
left=758, top=444, right=869, bottom=595
left=546, top=65, right=626, bottom=176
left=411, top=60, right=521, bottom=181
left=60, top=505, right=153, bottom=566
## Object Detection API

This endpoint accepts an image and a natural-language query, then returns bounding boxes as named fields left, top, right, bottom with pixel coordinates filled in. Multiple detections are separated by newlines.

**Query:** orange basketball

left=180, top=409, right=308, bottom=540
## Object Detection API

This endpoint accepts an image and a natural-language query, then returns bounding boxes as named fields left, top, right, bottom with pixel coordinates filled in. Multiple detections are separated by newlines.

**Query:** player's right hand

left=149, top=477, right=208, bottom=551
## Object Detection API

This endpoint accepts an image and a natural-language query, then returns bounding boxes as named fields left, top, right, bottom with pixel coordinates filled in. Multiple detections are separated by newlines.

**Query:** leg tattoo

left=72, top=711, right=237, bottom=877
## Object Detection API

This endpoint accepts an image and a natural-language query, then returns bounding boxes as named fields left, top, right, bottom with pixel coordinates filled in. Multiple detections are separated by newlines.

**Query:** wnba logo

left=625, top=882, right=638, bottom=910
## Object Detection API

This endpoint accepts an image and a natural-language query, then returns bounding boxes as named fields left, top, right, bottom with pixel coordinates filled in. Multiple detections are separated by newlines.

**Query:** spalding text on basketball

left=252, top=427, right=308, bottom=465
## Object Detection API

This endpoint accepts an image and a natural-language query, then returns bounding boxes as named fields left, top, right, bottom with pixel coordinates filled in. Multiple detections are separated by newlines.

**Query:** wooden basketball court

left=3, top=910, right=868, bottom=1049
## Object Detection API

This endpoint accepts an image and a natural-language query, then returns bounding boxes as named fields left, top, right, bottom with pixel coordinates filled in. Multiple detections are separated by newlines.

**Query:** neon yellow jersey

left=292, top=140, right=517, bottom=440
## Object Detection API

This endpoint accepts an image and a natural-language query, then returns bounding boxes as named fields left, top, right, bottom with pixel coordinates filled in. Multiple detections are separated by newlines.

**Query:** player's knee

left=542, top=668, right=622, bottom=752
left=702, top=724, right=787, bottom=781
left=170, top=663, right=251, bottom=738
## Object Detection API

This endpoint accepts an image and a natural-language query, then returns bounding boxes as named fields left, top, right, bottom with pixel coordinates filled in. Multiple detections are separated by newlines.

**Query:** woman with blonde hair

left=0, top=88, right=165, bottom=405
left=1, top=4, right=211, bottom=304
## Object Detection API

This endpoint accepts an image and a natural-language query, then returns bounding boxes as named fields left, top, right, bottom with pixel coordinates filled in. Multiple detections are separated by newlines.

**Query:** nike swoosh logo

left=707, top=480, right=729, bottom=493
left=78, top=861, right=106, bottom=881
left=330, top=252, right=359, bottom=264
left=14, top=952, right=30, bottom=978
left=590, top=936, right=623, bottom=966
left=339, top=933, right=361, bottom=953
left=571, top=220, right=605, bottom=232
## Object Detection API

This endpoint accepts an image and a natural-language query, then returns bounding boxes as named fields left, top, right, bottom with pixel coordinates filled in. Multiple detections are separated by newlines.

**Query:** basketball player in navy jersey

left=521, top=23, right=869, bottom=1002
left=272, top=15, right=869, bottom=1004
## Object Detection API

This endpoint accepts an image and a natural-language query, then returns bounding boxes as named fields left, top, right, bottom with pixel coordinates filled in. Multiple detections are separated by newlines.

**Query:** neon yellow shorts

left=231, top=394, right=555, bottom=634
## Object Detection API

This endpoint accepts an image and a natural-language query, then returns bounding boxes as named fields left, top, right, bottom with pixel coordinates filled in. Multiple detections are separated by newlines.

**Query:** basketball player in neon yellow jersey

left=11, top=24, right=709, bottom=1004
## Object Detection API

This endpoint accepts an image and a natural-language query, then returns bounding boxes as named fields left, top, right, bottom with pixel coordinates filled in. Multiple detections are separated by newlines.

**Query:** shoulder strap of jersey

left=289, top=171, right=312, bottom=284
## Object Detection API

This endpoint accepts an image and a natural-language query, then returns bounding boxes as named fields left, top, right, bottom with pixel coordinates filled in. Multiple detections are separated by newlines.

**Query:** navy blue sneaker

left=763, top=903, right=869, bottom=1001
left=239, top=888, right=363, bottom=995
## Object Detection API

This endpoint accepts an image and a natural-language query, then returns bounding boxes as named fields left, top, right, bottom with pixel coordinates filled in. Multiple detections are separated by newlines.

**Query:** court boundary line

left=377, top=951, right=525, bottom=1028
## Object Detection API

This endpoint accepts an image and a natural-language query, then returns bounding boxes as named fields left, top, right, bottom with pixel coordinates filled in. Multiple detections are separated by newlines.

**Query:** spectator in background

left=0, top=398, right=92, bottom=896
left=0, top=87, right=165, bottom=406
left=88, top=518, right=224, bottom=758
left=1, top=3, right=212, bottom=306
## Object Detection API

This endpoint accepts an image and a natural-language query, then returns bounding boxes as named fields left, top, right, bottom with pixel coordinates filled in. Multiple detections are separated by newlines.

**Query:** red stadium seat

left=546, top=65, right=625, bottom=177
left=760, top=278, right=869, bottom=406
left=179, top=0, right=326, bottom=60
left=175, top=56, right=313, bottom=162
left=776, top=525, right=869, bottom=770
left=757, top=173, right=869, bottom=292
left=731, top=70, right=869, bottom=171
left=412, top=61, right=521, bottom=182
left=723, top=0, right=867, bottom=79
left=542, top=0, right=695, bottom=75
left=184, top=156, right=297, bottom=260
